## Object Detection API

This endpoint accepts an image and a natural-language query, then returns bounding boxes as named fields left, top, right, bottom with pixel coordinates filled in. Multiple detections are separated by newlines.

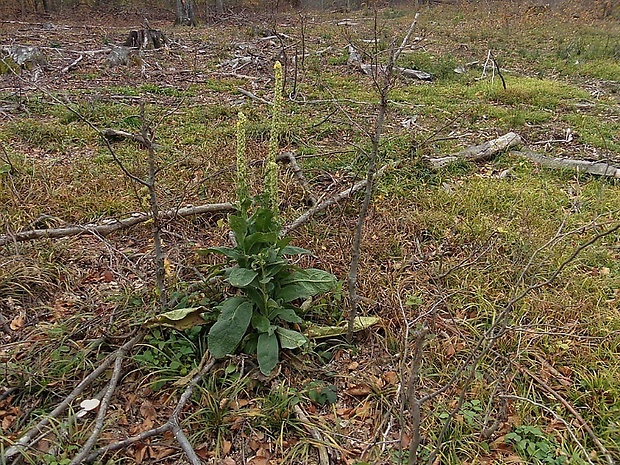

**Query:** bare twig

left=85, top=357, right=216, bottom=464
left=293, top=404, right=330, bottom=465
left=347, top=15, right=420, bottom=341
left=4, top=332, right=144, bottom=461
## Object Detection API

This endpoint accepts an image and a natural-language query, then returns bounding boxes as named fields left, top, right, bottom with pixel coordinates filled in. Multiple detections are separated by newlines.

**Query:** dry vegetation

left=1, top=1, right=620, bottom=464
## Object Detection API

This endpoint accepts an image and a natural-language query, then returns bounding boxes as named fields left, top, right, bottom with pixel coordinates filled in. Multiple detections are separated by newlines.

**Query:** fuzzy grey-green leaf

left=208, top=298, right=253, bottom=358
left=276, top=327, right=307, bottom=349
left=257, top=332, right=279, bottom=375
left=227, top=267, right=258, bottom=287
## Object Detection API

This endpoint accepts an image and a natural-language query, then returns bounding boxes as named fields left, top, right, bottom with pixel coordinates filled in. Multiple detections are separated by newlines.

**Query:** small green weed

left=505, top=425, right=567, bottom=465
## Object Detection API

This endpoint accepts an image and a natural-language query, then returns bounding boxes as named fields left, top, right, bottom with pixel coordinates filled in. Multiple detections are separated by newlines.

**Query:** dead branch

left=85, top=357, right=216, bottom=464
left=0, top=203, right=234, bottom=247
left=293, top=404, right=330, bottom=465
left=515, top=364, right=614, bottom=465
left=102, top=128, right=162, bottom=150
left=237, top=87, right=273, bottom=105
left=68, top=352, right=125, bottom=465
left=61, top=54, right=83, bottom=73
left=425, top=132, right=523, bottom=168
left=4, top=332, right=144, bottom=462
left=281, top=161, right=394, bottom=236
left=515, top=148, right=620, bottom=178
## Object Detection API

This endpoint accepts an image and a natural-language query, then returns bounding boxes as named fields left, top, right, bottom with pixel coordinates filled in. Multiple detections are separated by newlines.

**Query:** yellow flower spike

left=266, top=61, right=283, bottom=216
left=236, top=112, right=249, bottom=206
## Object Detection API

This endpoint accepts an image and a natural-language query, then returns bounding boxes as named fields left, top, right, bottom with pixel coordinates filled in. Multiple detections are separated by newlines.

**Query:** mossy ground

left=1, top=2, right=619, bottom=464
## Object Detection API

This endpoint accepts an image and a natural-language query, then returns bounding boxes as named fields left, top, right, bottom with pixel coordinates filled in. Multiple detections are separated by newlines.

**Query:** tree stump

left=124, top=29, right=167, bottom=50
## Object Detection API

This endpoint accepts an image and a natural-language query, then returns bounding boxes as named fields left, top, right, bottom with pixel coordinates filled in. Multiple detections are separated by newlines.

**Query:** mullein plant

left=205, top=62, right=338, bottom=375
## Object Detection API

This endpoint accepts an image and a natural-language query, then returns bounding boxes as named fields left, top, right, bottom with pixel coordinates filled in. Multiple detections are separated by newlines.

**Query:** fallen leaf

left=346, top=384, right=371, bottom=397
left=221, top=439, right=232, bottom=455
left=140, top=400, right=157, bottom=421
left=10, top=314, right=25, bottom=331
left=222, top=458, right=236, bottom=465
left=383, top=371, right=398, bottom=385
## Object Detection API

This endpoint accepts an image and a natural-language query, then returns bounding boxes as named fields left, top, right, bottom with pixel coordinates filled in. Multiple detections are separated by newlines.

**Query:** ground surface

left=1, top=2, right=620, bottom=464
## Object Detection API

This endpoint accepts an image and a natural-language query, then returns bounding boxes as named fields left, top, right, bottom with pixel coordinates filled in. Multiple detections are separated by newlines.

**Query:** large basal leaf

left=257, top=332, right=279, bottom=375
left=305, top=316, right=382, bottom=339
left=277, top=269, right=337, bottom=302
left=227, top=267, right=258, bottom=287
left=251, top=314, right=271, bottom=332
left=143, top=307, right=207, bottom=330
left=276, top=326, right=307, bottom=349
left=208, top=298, right=253, bottom=358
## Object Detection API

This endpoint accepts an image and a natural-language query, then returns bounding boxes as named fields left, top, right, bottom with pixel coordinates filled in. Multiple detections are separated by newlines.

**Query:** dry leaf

left=134, top=443, right=149, bottom=464
left=222, top=458, right=236, bottom=465
left=140, top=400, right=157, bottom=421
left=10, top=314, right=25, bottom=331
left=345, top=384, right=371, bottom=397
left=347, top=361, right=359, bottom=370
left=382, top=371, right=398, bottom=385
left=221, top=439, right=232, bottom=455
left=154, top=446, right=176, bottom=460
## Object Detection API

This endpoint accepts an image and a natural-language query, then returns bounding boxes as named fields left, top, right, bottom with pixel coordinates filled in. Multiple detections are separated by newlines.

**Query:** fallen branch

left=425, top=132, right=523, bottom=168
left=85, top=357, right=216, bottom=464
left=515, top=148, right=620, bottom=178
left=61, top=54, right=83, bottom=73
left=4, top=332, right=144, bottom=461
left=281, top=161, right=395, bottom=236
left=0, top=203, right=234, bottom=247
left=293, top=404, right=330, bottom=465
left=237, top=87, right=273, bottom=105
left=102, top=128, right=162, bottom=150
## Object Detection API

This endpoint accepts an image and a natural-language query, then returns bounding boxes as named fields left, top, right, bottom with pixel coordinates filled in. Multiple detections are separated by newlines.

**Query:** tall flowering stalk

left=236, top=111, right=249, bottom=211
left=265, top=61, right=283, bottom=216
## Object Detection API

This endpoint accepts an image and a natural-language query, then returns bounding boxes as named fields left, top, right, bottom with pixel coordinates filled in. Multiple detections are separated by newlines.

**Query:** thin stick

left=86, top=357, right=215, bottom=464
left=281, top=162, right=394, bottom=236
left=69, top=353, right=125, bottom=465
left=516, top=365, right=615, bottom=465
left=3, top=332, right=143, bottom=461
left=293, top=404, right=330, bottom=465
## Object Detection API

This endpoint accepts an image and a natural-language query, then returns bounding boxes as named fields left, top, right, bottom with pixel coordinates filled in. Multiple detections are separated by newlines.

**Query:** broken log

left=124, top=29, right=167, bottom=50
left=0, top=203, right=234, bottom=247
left=425, top=132, right=523, bottom=168
left=514, top=149, right=620, bottom=178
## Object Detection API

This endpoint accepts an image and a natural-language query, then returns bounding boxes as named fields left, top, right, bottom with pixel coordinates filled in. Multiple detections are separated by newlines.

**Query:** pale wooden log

left=0, top=203, right=234, bottom=247
left=426, top=132, right=523, bottom=168
left=515, top=149, right=620, bottom=178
